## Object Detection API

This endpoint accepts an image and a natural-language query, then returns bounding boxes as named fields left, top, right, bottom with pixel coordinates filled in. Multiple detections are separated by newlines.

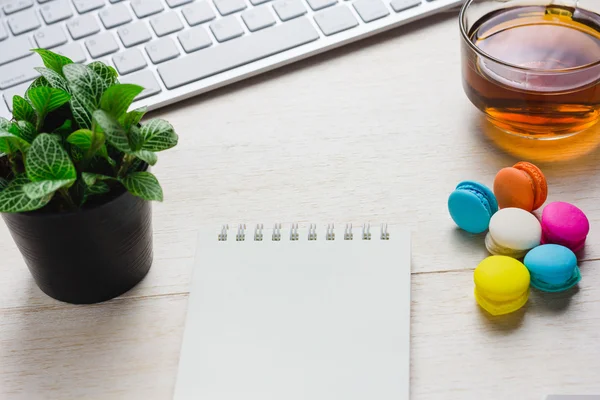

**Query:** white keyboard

left=0, top=0, right=462, bottom=118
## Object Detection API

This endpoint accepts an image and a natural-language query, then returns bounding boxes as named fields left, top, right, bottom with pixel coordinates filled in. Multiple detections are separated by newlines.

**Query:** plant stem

left=36, top=113, right=46, bottom=133
left=8, top=155, right=19, bottom=177
left=81, top=121, right=98, bottom=170
left=59, top=188, right=76, bottom=209
left=117, top=154, right=134, bottom=178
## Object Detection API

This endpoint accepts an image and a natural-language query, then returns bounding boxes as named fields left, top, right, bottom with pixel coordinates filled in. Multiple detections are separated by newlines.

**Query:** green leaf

left=92, top=109, right=130, bottom=152
left=12, top=96, right=36, bottom=125
left=67, top=128, right=110, bottom=164
left=0, top=129, right=30, bottom=154
left=129, top=124, right=143, bottom=151
left=34, top=67, right=70, bottom=93
left=70, top=95, right=92, bottom=129
left=0, top=176, right=53, bottom=213
left=32, top=49, right=73, bottom=77
left=28, top=87, right=71, bottom=117
left=120, top=171, right=163, bottom=201
left=122, top=107, right=147, bottom=132
left=82, top=172, right=114, bottom=187
left=70, top=145, right=84, bottom=162
left=63, top=63, right=107, bottom=129
left=132, top=150, right=157, bottom=166
left=22, top=179, right=75, bottom=199
left=87, top=180, right=110, bottom=195
left=0, top=117, right=11, bottom=130
left=67, top=129, right=97, bottom=149
left=26, top=133, right=76, bottom=182
left=88, top=62, right=118, bottom=88
left=53, top=119, right=72, bottom=135
left=25, top=76, right=50, bottom=103
left=139, top=119, right=178, bottom=152
left=12, top=121, right=37, bottom=143
left=28, top=76, right=50, bottom=91
left=0, top=178, right=8, bottom=191
left=100, top=84, right=143, bottom=118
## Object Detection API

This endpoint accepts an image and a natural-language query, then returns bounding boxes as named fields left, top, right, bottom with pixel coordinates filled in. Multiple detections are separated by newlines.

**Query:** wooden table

left=2, top=13, right=600, bottom=400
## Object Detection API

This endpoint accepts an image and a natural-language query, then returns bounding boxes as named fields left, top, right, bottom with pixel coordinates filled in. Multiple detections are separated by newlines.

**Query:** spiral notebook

left=174, top=223, right=411, bottom=400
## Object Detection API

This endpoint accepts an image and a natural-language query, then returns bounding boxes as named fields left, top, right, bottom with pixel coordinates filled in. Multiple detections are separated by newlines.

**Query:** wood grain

left=2, top=13, right=600, bottom=399
left=2, top=262, right=599, bottom=399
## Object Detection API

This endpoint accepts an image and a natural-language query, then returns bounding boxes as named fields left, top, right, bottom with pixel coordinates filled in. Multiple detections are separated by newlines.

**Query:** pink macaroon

left=541, top=202, right=590, bottom=253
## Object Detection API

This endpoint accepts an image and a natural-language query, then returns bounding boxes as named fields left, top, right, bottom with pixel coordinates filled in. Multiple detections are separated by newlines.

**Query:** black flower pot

left=2, top=190, right=153, bottom=304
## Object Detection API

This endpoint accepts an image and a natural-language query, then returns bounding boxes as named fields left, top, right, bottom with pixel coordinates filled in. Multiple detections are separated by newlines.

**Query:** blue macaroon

left=448, top=181, right=498, bottom=234
left=524, top=244, right=581, bottom=293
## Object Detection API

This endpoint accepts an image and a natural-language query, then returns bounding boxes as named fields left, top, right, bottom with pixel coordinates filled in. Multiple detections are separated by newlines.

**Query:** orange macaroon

left=493, top=161, right=548, bottom=212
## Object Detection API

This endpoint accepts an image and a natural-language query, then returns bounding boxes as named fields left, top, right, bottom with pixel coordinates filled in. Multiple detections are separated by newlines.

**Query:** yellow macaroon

left=474, top=256, right=530, bottom=316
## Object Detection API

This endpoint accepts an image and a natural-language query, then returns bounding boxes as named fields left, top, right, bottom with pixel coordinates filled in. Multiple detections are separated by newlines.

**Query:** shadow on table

left=476, top=303, right=526, bottom=334
left=529, top=285, right=579, bottom=315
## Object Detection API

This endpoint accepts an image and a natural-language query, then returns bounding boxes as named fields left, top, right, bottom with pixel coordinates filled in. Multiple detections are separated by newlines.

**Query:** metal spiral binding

left=272, top=223, right=282, bottom=241
left=290, top=223, right=299, bottom=241
left=308, top=224, right=317, bottom=240
left=344, top=223, right=353, bottom=240
left=326, top=224, right=335, bottom=241
left=218, top=224, right=229, bottom=241
left=254, top=224, right=263, bottom=241
left=362, top=223, right=371, bottom=240
left=380, top=223, right=389, bottom=240
left=219, top=223, right=391, bottom=241
left=236, top=224, right=246, bottom=241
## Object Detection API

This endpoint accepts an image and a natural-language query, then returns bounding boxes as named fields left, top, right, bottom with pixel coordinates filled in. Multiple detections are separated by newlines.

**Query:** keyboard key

left=40, top=0, right=74, bottom=24
left=145, top=37, right=180, bottom=64
left=0, top=23, right=8, bottom=41
left=0, top=37, right=32, bottom=65
left=250, top=0, right=271, bottom=5
left=72, top=0, right=105, bottom=13
left=131, top=0, right=164, bottom=18
left=158, top=17, right=319, bottom=89
left=306, top=0, right=336, bottom=10
left=8, top=9, right=41, bottom=35
left=353, top=0, right=389, bottom=22
left=118, top=21, right=152, bottom=47
left=67, top=14, right=101, bottom=39
left=166, top=0, right=193, bottom=7
left=112, top=48, right=147, bottom=74
left=99, top=3, right=132, bottom=28
left=178, top=26, right=212, bottom=53
left=4, top=0, right=34, bottom=15
left=85, top=32, right=119, bottom=58
left=390, top=0, right=420, bottom=12
left=3, top=81, right=33, bottom=112
left=213, top=0, right=247, bottom=16
left=314, top=5, right=358, bottom=35
left=0, top=56, right=41, bottom=89
left=210, top=16, right=244, bottom=42
left=34, top=25, right=68, bottom=48
left=182, top=1, right=216, bottom=26
left=242, top=6, right=275, bottom=32
left=120, top=70, right=161, bottom=100
left=55, top=42, right=87, bottom=62
left=150, top=11, right=184, bottom=37
left=272, top=0, right=306, bottom=21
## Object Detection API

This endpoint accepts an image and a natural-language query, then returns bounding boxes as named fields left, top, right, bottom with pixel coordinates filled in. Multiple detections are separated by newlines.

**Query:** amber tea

left=462, top=5, right=600, bottom=137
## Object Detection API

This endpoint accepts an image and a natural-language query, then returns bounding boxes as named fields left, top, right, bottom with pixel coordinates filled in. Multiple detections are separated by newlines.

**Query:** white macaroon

left=485, top=208, right=542, bottom=258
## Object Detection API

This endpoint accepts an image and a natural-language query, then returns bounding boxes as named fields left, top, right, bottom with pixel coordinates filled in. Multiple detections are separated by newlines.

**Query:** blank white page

left=174, top=224, right=411, bottom=400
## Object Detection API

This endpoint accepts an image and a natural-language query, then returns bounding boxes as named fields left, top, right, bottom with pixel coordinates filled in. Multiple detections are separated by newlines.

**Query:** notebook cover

left=174, top=224, right=411, bottom=400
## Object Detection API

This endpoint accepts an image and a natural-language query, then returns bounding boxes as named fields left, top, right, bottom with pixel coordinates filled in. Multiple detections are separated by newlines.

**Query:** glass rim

left=459, top=0, right=600, bottom=73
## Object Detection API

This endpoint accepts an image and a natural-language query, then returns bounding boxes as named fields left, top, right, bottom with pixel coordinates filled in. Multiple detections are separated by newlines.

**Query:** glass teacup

left=460, top=0, right=600, bottom=138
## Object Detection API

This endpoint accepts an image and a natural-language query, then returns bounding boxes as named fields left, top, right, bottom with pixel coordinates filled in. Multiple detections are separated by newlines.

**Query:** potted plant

left=0, top=49, right=178, bottom=304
